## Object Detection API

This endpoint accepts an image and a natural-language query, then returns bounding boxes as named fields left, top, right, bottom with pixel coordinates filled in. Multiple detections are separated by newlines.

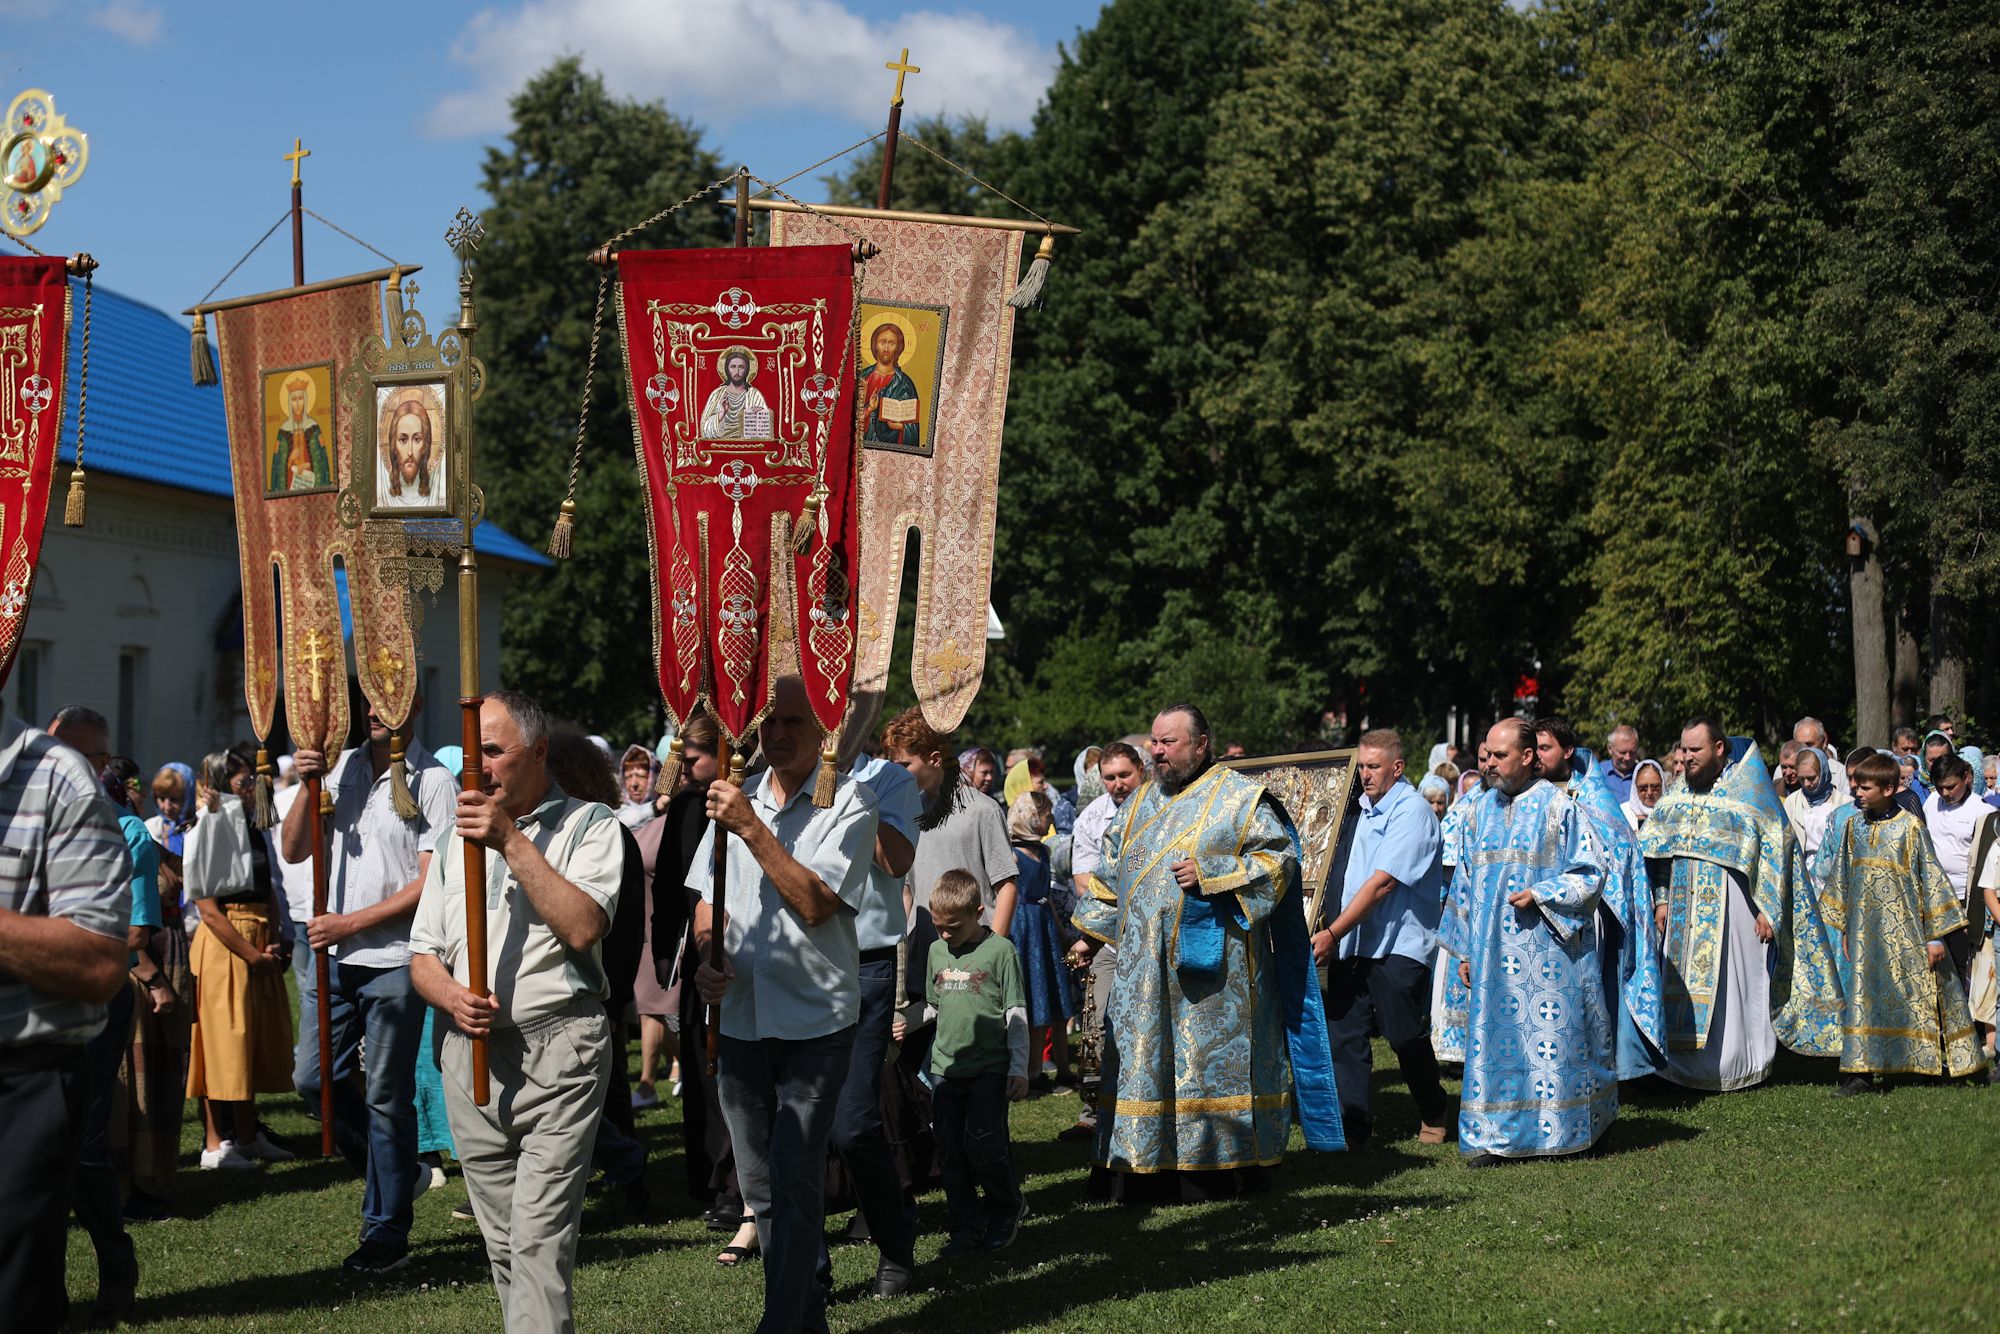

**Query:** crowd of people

left=0, top=693, right=1991, bottom=1332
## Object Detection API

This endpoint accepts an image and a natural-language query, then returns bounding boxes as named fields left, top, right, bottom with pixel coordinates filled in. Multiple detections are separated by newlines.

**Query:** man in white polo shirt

left=410, top=690, right=623, bottom=1333
left=692, top=677, right=879, bottom=1334
left=283, top=691, right=454, bottom=1274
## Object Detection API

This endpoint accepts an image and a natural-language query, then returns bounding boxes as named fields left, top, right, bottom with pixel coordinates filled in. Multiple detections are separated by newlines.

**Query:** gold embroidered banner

left=770, top=212, right=1020, bottom=737
left=0, top=255, right=68, bottom=688
left=210, top=275, right=419, bottom=756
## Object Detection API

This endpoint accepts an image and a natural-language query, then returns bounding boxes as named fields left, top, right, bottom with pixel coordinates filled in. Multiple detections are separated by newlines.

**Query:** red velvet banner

left=615, top=244, right=862, bottom=747
left=0, top=256, right=67, bottom=690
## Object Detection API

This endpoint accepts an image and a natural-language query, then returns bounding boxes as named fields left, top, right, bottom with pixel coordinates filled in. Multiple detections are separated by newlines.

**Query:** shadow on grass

left=158, top=1153, right=361, bottom=1222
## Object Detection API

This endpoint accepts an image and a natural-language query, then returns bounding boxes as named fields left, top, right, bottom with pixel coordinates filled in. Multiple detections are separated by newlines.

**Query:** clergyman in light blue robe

left=1439, top=777, right=1617, bottom=1160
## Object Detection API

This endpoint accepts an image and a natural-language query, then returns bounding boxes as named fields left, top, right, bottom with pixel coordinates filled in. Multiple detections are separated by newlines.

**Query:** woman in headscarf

left=1621, top=759, right=1665, bottom=833
left=618, top=743, right=660, bottom=829
left=1782, top=747, right=1840, bottom=885
left=1418, top=773, right=1450, bottom=820
left=184, top=748, right=296, bottom=1169
left=1006, top=790, right=1075, bottom=1092
left=106, top=759, right=184, bottom=1219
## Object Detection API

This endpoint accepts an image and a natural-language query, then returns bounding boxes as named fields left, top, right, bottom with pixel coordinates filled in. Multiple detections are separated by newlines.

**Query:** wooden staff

left=705, top=740, right=734, bottom=1077
left=308, top=776, right=333, bottom=1156
left=878, top=48, right=920, bottom=209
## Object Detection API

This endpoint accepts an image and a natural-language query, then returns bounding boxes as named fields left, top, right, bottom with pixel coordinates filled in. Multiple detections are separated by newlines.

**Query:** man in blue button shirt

left=1312, top=729, right=1449, bottom=1149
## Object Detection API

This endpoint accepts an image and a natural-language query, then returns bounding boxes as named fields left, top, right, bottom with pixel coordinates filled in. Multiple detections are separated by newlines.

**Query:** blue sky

left=1, top=0, right=1096, bottom=318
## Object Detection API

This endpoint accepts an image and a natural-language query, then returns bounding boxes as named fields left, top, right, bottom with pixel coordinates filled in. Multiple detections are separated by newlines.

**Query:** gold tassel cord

left=63, top=265, right=92, bottom=526
left=387, top=729, right=420, bottom=820
left=548, top=497, right=577, bottom=559
left=252, top=746, right=277, bottom=830
left=1008, top=233, right=1055, bottom=310
left=190, top=311, right=217, bottom=386
left=792, top=490, right=822, bottom=555
left=813, top=734, right=840, bottom=808
left=656, top=733, right=684, bottom=797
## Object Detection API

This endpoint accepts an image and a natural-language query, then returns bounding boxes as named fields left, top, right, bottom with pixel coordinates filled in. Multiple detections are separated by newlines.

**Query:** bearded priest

left=1071, top=704, right=1343, bottom=1202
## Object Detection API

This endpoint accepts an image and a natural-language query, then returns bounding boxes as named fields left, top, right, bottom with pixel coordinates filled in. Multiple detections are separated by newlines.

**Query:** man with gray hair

left=1, top=709, right=133, bottom=1327
left=1792, top=716, right=1850, bottom=796
left=1595, top=724, right=1642, bottom=804
left=410, top=689, right=624, bottom=1332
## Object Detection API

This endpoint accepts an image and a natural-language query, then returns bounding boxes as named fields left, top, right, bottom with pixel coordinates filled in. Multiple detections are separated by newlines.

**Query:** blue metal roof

left=54, top=279, right=552, bottom=569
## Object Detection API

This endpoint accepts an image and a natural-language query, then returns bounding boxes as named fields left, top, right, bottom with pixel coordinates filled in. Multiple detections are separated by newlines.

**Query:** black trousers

left=1324, top=954, right=1449, bottom=1143
left=73, top=983, right=138, bottom=1290
left=828, top=953, right=915, bottom=1267
left=932, top=1072, right=1019, bottom=1239
left=0, top=1042, right=86, bottom=1332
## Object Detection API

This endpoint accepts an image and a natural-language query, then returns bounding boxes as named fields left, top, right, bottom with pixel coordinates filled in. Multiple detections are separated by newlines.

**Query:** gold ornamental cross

left=284, top=137, right=310, bottom=186
left=368, top=643, right=405, bottom=694
left=300, top=625, right=332, bottom=702
left=885, top=48, right=920, bottom=106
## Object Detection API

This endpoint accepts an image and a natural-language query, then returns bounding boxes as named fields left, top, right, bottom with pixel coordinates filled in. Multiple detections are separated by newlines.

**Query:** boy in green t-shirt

left=925, top=869, right=1030, bottom=1255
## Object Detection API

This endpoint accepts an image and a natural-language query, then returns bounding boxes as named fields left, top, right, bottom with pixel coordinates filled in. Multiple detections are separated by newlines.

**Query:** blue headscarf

left=156, top=761, right=196, bottom=857
left=1797, top=746, right=1834, bottom=806
left=1958, top=745, right=1985, bottom=795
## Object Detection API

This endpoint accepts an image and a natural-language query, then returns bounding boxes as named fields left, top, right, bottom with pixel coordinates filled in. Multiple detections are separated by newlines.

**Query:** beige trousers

left=441, top=1000, right=610, bottom=1334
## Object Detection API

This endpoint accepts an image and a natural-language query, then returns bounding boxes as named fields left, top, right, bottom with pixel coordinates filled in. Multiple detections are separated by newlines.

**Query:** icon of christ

left=699, top=347, right=772, bottom=439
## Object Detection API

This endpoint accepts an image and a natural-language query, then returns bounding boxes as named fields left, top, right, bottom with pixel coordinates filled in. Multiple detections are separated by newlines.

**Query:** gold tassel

left=387, top=729, right=420, bottom=820
left=791, top=490, right=821, bottom=555
left=656, top=734, right=684, bottom=797
left=1008, top=233, right=1055, bottom=309
left=191, top=312, right=217, bottom=386
left=252, top=747, right=277, bottom=830
left=548, top=498, right=577, bottom=559
left=812, top=736, right=839, bottom=808
left=62, top=467, right=85, bottom=527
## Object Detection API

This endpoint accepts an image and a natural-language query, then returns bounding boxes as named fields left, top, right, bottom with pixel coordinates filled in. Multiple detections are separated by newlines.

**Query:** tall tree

left=475, top=60, right=726, bottom=737
left=1813, top=0, right=2000, bottom=728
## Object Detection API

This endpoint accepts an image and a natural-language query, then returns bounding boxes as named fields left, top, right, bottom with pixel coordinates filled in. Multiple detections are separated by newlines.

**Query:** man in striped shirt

left=0, top=712, right=135, bottom=1329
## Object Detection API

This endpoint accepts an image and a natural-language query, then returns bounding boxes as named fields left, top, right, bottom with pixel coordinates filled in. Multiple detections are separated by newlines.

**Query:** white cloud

left=87, top=0, right=164, bottom=45
left=425, top=0, right=1054, bottom=140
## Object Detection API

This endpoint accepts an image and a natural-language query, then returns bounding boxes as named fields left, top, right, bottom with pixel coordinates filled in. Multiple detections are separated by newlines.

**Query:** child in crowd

left=924, top=870, right=1030, bottom=1255
left=1817, top=752, right=1987, bottom=1094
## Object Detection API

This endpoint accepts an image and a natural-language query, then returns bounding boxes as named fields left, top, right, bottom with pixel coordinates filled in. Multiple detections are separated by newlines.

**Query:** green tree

left=474, top=59, right=726, bottom=737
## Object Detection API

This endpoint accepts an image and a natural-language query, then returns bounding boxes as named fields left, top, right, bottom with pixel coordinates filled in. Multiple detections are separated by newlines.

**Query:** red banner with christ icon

left=613, top=244, right=863, bottom=755
left=0, top=255, right=67, bottom=689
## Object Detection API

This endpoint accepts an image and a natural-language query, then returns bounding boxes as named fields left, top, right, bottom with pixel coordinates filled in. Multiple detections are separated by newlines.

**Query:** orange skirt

left=185, top=903, right=295, bottom=1101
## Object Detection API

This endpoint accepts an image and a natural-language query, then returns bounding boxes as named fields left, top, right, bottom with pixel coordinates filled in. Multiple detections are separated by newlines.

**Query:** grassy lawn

left=68, top=1044, right=1999, bottom=1331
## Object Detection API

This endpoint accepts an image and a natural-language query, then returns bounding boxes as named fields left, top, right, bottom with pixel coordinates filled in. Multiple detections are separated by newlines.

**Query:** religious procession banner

left=613, top=243, right=863, bottom=787
left=769, top=212, right=1020, bottom=737
left=0, top=255, right=68, bottom=688
left=205, top=272, right=423, bottom=800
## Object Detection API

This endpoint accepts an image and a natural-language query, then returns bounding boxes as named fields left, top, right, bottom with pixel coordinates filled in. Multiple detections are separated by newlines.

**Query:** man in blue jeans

left=283, top=693, right=455, bottom=1275
left=692, top=677, right=881, bottom=1333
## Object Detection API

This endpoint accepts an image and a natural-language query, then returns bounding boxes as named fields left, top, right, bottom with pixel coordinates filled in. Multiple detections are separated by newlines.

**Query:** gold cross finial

left=284, top=137, right=310, bottom=186
left=299, top=625, right=332, bottom=702
left=885, top=48, right=920, bottom=107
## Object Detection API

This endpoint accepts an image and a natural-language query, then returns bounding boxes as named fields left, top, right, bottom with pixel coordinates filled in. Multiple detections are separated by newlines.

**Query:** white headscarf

left=1622, top=759, right=1665, bottom=832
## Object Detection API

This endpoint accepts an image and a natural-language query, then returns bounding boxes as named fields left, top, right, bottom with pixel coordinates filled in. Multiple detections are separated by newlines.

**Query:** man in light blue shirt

left=691, top=678, right=880, bottom=1333
left=1311, top=728, right=1449, bottom=1149
left=830, top=748, right=919, bottom=1296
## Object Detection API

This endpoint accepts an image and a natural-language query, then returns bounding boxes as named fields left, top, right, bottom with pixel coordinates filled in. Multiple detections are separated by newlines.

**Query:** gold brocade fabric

left=1072, top=766, right=1298, bottom=1173
left=1818, top=810, right=1986, bottom=1078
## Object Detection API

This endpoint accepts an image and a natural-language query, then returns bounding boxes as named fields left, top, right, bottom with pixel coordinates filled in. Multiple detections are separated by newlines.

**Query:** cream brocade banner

left=770, top=212, right=1021, bottom=736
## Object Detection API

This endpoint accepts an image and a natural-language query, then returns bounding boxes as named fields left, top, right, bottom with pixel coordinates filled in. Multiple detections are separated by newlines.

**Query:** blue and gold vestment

left=1074, top=763, right=1342, bottom=1173
left=1818, top=809, right=1986, bottom=1077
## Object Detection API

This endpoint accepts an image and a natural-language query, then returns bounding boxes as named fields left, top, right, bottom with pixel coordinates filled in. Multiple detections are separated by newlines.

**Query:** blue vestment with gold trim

left=1569, top=750, right=1667, bottom=1079
left=1074, top=763, right=1343, bottom=1173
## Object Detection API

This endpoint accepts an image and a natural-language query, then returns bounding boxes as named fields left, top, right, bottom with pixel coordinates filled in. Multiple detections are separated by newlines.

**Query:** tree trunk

left=1930, top=585, right=1968, bottom=722
left=1848, top=519, right=1890, bottom=747
left=1893, top=584, right=1922, bottom=731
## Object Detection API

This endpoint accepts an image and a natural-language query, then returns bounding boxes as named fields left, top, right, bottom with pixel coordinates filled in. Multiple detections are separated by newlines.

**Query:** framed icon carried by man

left=1221, top=748, right=1360, bottom=933
left=370, top=379, right=450, bottom=518
left=856, top=300, right=945, bottom=458
left=261, top=362, right=337, bottom=498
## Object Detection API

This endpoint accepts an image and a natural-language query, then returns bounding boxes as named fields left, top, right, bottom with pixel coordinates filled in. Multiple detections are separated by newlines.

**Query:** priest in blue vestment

left=1440, top=720, right=1617, bottom=1164
left=1073, top=704, right=1342, bottom=1199
left=1534, top=722, right=1668, bottom=1081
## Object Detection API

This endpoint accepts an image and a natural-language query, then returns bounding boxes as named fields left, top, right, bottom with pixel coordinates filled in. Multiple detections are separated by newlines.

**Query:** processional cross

left=876, top=48, right=921, bottom=209
left=299, top=625, right=332, bottom=702
left=283, top=137, right=310, bottom=187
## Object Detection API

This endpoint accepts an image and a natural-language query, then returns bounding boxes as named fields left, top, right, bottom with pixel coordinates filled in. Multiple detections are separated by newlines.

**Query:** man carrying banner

left=283, top=690, right=454, bottom=1274
left=1073, top=703, right=1342, bottom=1201
left=410, top=690, right=623, bottom=1331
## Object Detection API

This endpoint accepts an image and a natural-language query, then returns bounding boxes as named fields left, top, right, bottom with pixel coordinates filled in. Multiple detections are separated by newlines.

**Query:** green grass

left=68, top=1045, right=2000, bottom=1331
